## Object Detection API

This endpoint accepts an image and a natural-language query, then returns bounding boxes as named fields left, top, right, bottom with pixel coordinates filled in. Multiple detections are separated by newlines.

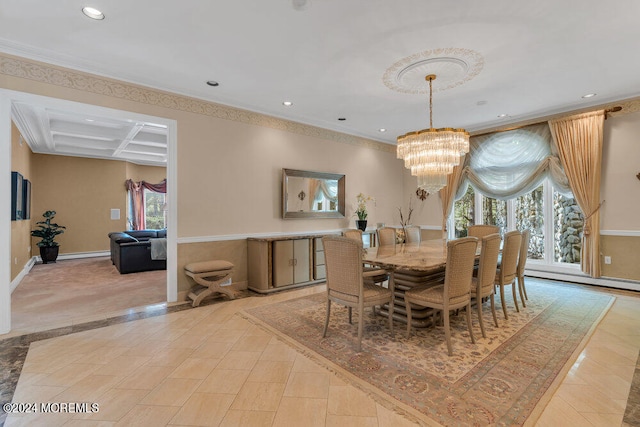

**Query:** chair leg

left=518, top=277, right=526, bottom=308
left=444, top=310, right=453, bottom=356
left=323, top=300, right=332, bottom=337
left=499, top=284, right=508, bottom=320
left=348, top=307, right=352, bottom=324
left=357, top=306, right=364, bottom=352
left=466, top=302, right=475, bottom=344
left=512, top=281, right=520, bottom=312
left=490, top=294, right=499, bottom=327
left=519, top=274, right=528, bottom=300
left=476, top=298, right=486, bottom=338
left=405, top=299, right=413, bottom=339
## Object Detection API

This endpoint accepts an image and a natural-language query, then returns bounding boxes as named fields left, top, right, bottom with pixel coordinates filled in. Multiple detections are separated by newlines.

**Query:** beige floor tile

left=10, top=384, right=68, bottom=404
left=291, top=354, right=331, bottom=374
left=168, top=392, right=235, bottom=426
left=52, top=374, right=122, bottom=402
left=230, top=382, right=286, bottom=411
left=113, top=404, right=180, bottom=427
left=216, top=350, right=261, bottom=370
left=283, top=371, right=331, bottom=398
left=219, top=410, right=276, bottom=427
left=556, top=383, right=627, bottom=415
left=168, top=357, right=221, bottom=379
left=581, top=373, right=632, bottom=400
left=271, top=397, right=327, bottom=427
left=327, top=385, right=377, bottom=417
left=246, top=360, right=293, bottom=383
left=145, top=347, right=194, bottom=367
left=258, top=343, right=299, bottom=362
left=34, top=362, right=100, bottom=387
left=63, top=420, right=116, bottom=426
left=197, top=368, right=251, bottom=394
left=72, top=388, right=148, bottom=421
left=326, top=414, right=379, bottom=427
left=582, top=411, right=625, bottom=427
left=139, top=377, right=202, bottom=406
left=190, top=341, right=234, bottom=359
left=535, top=396, right=593, bottom=427
left=375, top=404, right=424, bottom=427
left=112, top=364, right=175, bottom=390
left=94, top=355, right=151, bottom=376
left=231, top=335, right=272, bottom=352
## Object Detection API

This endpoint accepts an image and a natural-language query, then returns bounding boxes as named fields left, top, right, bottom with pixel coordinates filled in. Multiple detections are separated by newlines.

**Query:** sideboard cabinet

left=248, top=234, right=331, bottom=293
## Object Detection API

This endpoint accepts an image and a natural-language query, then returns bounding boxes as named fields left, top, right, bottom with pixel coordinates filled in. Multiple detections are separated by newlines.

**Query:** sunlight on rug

left=242, top=279, right=614, bottom=426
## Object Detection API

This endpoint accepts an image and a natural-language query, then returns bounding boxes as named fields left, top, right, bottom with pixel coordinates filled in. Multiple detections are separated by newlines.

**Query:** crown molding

left=0, top=52, right=394, bottom=154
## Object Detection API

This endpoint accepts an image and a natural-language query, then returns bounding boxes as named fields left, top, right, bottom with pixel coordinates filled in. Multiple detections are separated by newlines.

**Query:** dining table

left=362, top=238, right=481, bottom=327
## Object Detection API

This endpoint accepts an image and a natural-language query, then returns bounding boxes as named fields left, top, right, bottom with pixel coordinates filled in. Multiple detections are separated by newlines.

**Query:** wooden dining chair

left=517, top=229, right=531, bottom=304
left=377, top=227, right=397, bottom=247
left=471, top=233, right=502, bottom=337
left=495, top=230, right=523, bottom=320
left=322, top=236, right=394, bottom=352
left=404, top=225, right=421, bottom=244
left=468, top=224, right=500, bottom=239
left=405, top=236, right=478, bottom=356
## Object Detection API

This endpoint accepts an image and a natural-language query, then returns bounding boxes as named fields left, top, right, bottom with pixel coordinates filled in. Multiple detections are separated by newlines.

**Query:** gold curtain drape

left=438, top=157, right=467, bottom=238
left=548, top=111, right=605, bottom=277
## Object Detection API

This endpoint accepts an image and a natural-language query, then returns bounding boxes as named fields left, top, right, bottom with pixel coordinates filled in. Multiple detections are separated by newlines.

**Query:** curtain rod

left=471, top=106, right=622, bottom=138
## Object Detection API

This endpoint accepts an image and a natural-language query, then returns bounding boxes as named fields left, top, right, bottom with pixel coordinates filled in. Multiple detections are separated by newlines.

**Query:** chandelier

left=397, top=74, right=469, bottom=193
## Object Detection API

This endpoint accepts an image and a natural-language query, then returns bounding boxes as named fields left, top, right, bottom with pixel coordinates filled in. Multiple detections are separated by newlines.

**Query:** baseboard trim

left=526, top=269, right=640, bottom=292
left=34, top=250, right=111, bottom=263
left=10, top=257, right=36, bottom=293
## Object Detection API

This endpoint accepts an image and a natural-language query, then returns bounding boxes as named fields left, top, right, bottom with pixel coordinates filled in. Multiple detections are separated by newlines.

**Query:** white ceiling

left=1, top=0, right=640, bottom=157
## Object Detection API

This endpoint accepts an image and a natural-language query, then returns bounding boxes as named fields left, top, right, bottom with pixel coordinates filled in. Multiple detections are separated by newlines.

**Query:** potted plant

left=31, top=210, right=66, bottom=264
left=355, top=193, right=374, bottom=231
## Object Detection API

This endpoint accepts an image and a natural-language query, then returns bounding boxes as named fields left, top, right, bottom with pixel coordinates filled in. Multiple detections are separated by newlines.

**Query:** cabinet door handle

left=293, top=258, right=298, bottom=266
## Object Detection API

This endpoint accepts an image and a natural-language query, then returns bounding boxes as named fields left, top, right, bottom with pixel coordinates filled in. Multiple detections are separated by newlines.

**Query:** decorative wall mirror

left=282, top=168, right=345, bottom=219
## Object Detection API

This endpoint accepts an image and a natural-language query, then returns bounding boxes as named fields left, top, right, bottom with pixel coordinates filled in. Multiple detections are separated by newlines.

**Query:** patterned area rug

left=243, top=279, right=614, bottom=426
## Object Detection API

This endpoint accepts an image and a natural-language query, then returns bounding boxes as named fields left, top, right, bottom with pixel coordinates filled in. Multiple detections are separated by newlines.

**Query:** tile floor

left=2, top=281, right=640, bottom=426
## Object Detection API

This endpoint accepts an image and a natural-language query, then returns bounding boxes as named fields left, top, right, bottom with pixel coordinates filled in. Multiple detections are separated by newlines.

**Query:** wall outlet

left=604, top=256, right=611, bottom=265
left=14, top=257, right=18, bottom=265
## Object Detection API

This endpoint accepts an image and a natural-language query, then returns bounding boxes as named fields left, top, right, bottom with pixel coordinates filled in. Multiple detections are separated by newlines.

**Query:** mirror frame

left=282, top=168, right=345, bottom=219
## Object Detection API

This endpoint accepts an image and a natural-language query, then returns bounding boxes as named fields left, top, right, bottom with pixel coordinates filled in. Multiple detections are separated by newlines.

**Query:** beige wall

left=10, top=123, right=33, bottom=281
left=126, top=163, right=167, bottom=183
left=601, top=110, right=640, bottom=231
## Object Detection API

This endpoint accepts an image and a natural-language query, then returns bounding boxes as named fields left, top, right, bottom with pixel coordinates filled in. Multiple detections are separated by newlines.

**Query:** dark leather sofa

left=108, top=229, right=167, bottom=274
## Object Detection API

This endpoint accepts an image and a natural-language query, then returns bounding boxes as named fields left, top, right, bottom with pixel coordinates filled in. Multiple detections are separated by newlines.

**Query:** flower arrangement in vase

left=355, top=193, right=374, bottom=231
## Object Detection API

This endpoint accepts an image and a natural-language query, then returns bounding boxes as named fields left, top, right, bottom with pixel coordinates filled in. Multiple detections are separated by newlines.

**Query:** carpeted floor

left=243, top=279, right=615, bottom=426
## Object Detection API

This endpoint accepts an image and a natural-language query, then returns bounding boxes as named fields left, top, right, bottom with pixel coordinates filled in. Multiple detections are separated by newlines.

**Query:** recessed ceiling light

left=582, top=93, right=597, bottom=98
left=497, top=113, right=509, bottom=118
left=378, top=128, right=387, bottom=133
left=477, top=100, right=488, bottom=106
left=282, top=101, right=293, bottom=107
left=206, top=81, right=219, bottom=87
left=82, top=7, right=105, bottom=20
left=338, top=117, right=346, bottom=121
left=86, top=119, right=94, bottom=122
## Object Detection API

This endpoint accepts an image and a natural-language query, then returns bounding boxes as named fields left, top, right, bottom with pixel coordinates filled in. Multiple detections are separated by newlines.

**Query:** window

left=451, top=179, right=583, bottom=267
left=515, top=185, right=544, bottom=260
left=144, top=189, right=167, bottom=230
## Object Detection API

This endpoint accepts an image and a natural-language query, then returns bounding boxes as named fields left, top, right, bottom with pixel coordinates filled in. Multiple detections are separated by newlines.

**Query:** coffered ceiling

left=1, top=0, right=639, bottom=160
left=11, top=102, right=167, bottom=166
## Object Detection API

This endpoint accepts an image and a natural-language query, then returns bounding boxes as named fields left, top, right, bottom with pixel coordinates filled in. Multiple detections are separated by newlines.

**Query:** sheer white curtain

left=455, top=123, right=570, bottom=201
left=312, top=179, right=338, bottom=209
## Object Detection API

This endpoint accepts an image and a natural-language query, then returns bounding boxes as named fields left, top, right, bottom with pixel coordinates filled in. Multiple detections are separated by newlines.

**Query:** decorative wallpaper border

left=0, top=53, right=395, bottom=154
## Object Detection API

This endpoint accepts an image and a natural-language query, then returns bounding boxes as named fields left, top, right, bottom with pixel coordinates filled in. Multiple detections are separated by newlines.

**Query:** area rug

left=242, top=279, right=614, bottom=426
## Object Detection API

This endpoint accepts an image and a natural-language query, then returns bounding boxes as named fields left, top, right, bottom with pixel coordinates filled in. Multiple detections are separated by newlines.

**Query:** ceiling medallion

left=383, top=48, right=484, bottom=94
